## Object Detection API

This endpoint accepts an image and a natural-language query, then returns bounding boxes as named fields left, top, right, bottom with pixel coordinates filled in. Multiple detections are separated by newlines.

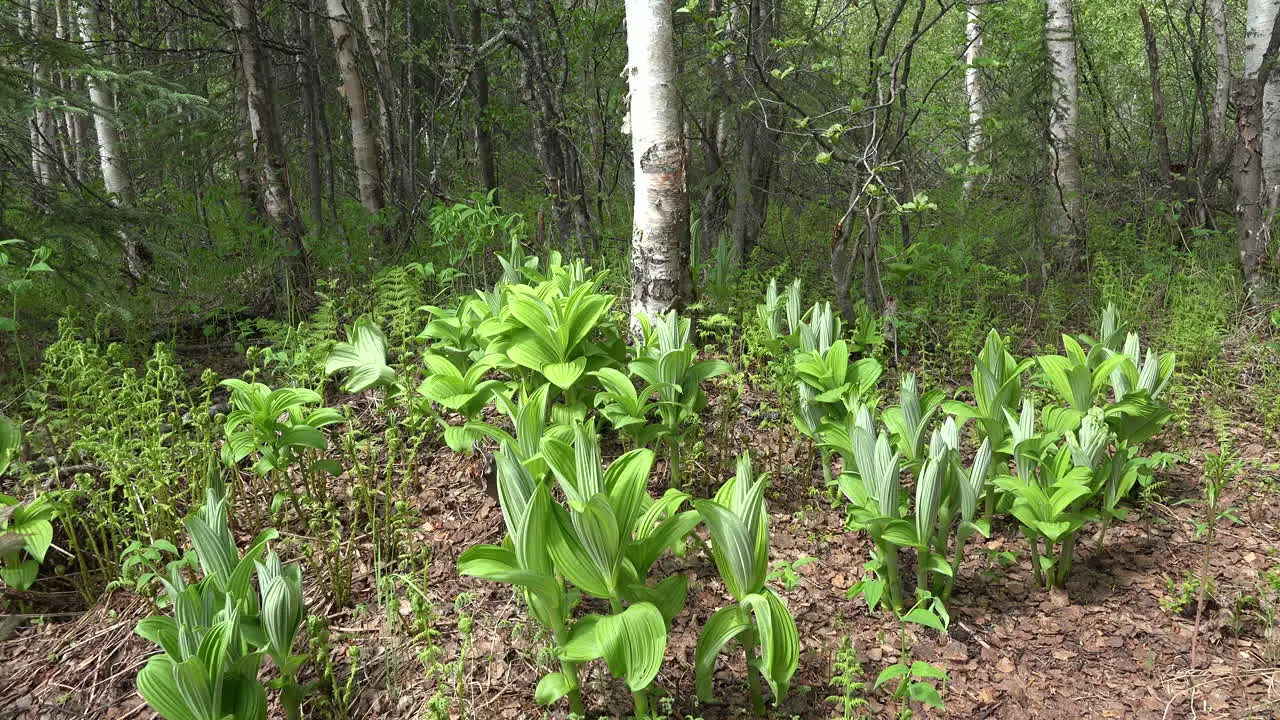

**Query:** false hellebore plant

left=629, top=310, right=732, bottom=487
left=135, top=461, right=306, bottom=720
left=458, top=421, right=698, bottom=717
left=694, top=454, right=800, bottom=715
left=833, top=401, right=992, bottom=612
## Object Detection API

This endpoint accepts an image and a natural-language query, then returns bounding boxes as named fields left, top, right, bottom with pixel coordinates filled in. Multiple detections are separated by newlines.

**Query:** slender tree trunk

left=1253, top=0, right=1280, bottom=213
left=1237, top=74, right=1269, bottom=297
left=30, top=0, right=55, bottom=189
left=1236, top=0, right=1280, bottom=297
left=232, top=52, right=266, bottom=222
left=228, top=0, right=313, bottom=296
left=1045, top=0, right=1086, bottom=273
left=832, top=183, right=859, bottom=321
left=509, top=2, right=595, bottom=251
left=470, top=3, right=496, bottom=192
left=963, top=1, right=985, bottom=198
left=298, top=0, right=324, bottom=228
left=699, top=0, right=736, bottom=260
left=729, top=0, right=778, bottom=263
left=625, top=0, right=692, bottom=331
left=1189, top=0, right=1231, bottom=227
left=326, top=0, right=388, bottom=241
left=80, top=0, right=151, bottom=285
left=356, top=0, right=408, bottom=210
left=1139, top=5, right=1172, bottom=186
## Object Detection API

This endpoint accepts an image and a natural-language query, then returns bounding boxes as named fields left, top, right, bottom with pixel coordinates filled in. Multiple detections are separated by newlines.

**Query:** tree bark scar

left=640, top=140, right=683, bottom=174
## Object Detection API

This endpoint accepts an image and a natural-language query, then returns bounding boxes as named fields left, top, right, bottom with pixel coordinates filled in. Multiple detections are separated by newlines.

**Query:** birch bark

left=624, top=0, right=692, bottom=331
left=1045, top=0, right=1085, bottom=272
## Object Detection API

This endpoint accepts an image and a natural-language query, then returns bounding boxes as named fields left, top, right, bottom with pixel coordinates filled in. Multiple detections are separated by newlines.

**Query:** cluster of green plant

left=326, top=247, right=737, bottom=497
left=135, top=460, right=307, bottom=720
left=218, top=379, right=345, bottom=519
left=17, top=321, right=221, bottom=598
left=459, top=432, right=797, bottom=717
left=756, top=278, right=884, bottom=487
left=1, top=416, right=54, bottom=590
left=755, top=278, right=1180, bottom=607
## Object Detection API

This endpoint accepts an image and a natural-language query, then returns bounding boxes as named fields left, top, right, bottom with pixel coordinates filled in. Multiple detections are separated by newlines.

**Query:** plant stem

left=1028, top=534, right=1044, bottom=589
left=551, top=622, right=585, bottom=717
left=820, top=447, right=833, bottom=487
left=742, top=628, right=766, bottom=716
left=668, top=435, right=682, bottom=489
left=880, top=542, right=904, bottom=610
left=1056, top=533, right=1076, bottom=588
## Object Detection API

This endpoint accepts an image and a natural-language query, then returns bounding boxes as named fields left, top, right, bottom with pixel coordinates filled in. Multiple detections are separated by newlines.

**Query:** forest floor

left=2, top=354, right=1279, bottom=720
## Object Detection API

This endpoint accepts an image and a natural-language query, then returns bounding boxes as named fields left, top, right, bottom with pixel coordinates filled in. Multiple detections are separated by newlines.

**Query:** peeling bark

left=327, top=0, right=387, bottom=234
left=625, top=0, right=692, bottom=331
left=1045, top=0, right=1085, bottom=273
left=963, top=1, right=985, bottom=198
left=228, top=0, right=312, bottom=296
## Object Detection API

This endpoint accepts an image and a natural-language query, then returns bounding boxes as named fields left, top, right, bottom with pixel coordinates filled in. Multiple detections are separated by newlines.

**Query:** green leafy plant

left=457, top=446, right=585, bottom=714
left=489, top=271, right=622, bottom=402
left=0, top=493, right=54, bottom=591
left=631, top=310, right=732, bottom=486
left=459, top=421, right=697, bottom=716
left=882, top=373, right=944, bottom=468
left=134, top=461, right=307, bottom=720
left=767, top=556, right=817, bottom=592
left=694, top=454, right=800, bottom=714
left=0, top=413, right=20, bottom=475
left=590, top=366, right=670, bottom=448
left=540, top=421, right=695, bottom=713
left=219, top=379, right=345, bottom=518
left=324, top=317, right=399, bottom=394
left=826, top=636, right=869, bottom=720
left=416, top=351, right=510, bottom=452
left=871, top=596, right=949, bottom=715
left=992, top=402, right=1140, bottom=590
left=942, top=330, right=1032, bottom=521
left=837, top=406, right=991, bottom=609
left=219, top=380, right=344, bottom=476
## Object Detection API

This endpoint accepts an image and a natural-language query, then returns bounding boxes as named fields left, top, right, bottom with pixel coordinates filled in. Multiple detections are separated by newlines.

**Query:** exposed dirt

left=2, top=385, right=1279, bottom=720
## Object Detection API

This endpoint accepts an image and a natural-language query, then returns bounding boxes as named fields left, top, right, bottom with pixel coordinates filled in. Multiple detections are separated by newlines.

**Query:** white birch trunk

left=624, top=0, right=692, bottom=332
left=80, top=0, right=150, bottom=283
left=1238, top=0, right=1280, bottom=295
left=30, top=0, right=55, bottom=187
left=1045, top=0, right=1085, bottom=271
left=963, top=1, right=984, bottom=198
left=1250, top=0, right=1280, bottom=209
left=326, top=0, right=386, bottom=223
left=1209, top=0, right=1230, bottom=149
left=80, top=3, right=132, bottom=207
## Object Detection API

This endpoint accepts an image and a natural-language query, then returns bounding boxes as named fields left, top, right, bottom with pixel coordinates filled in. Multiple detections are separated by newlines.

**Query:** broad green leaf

left=742, top=590, right=799, bottom=703
left=694, top=605, right=751, bottom=702
left=137, top=656, right=204, bottom=720
left=561, top=602, right=667, bottom=693
left=874, top=662, right=911, bottom=689
left=543, top=358, right=588, bottom=390
left=694, top=499, right=761, bottom=600
left=908, top=681, right=945, bottom=709
left=534, top=671, right=574, bottom=706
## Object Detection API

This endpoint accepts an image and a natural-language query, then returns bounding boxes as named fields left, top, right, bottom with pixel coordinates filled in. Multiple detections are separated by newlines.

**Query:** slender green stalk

left=916, top=548, right=930, bottom=598
left=742, top=627, right=766, bottom=716
left=668, top=435, right=683, bottom=490
left=1056, top=533, right=1076, bottom=588
left=820, top=448, right=833, bottom=487
left=1028, top=534, right=1044, bottom=589
left=879, top=541, right=904, bottom=611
